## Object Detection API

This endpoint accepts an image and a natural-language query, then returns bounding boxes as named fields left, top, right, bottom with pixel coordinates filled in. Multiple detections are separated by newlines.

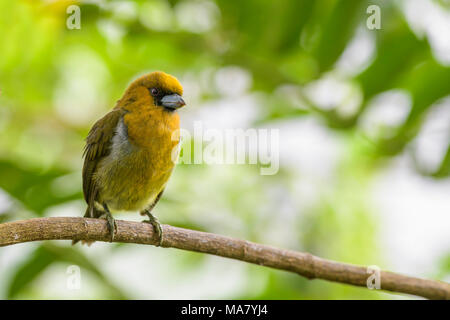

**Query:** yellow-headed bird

left=73, top=71, right=185, bottom=245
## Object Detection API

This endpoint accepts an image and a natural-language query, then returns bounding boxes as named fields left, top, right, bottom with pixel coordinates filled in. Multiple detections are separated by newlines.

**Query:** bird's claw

left=142, top=211, right=163, bottom=246
left=105, top=212, right=117, bottom=242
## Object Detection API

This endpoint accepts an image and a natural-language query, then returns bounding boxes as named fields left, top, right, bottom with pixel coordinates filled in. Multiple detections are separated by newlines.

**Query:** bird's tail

left=72, top=206, right=103, bottom=246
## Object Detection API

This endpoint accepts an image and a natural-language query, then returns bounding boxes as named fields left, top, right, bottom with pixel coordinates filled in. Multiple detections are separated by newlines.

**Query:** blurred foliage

left=8, top=243, right=126, bottom=299
left=0, top=0, right=449, bottom=299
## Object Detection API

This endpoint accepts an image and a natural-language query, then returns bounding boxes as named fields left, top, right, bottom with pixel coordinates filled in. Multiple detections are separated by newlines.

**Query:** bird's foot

left=142, top=211, right=163, bottom=246
left=101, top=210, right=117, bottom=242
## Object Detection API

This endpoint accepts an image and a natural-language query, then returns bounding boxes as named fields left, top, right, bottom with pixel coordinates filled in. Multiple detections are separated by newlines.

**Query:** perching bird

left=73, top=71, right=185, bottom=245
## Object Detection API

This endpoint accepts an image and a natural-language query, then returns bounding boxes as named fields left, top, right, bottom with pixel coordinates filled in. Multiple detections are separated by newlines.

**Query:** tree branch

left=0, top=217, right=448, bottom=299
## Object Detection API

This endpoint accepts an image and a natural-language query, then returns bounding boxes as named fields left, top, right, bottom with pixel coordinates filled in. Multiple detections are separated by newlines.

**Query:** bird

left=73, top=71, right=186, bottom=246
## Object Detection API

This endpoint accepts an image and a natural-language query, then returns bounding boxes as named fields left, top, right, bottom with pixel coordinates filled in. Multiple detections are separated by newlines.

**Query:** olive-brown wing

left=82, top=109, right=125, bottom=207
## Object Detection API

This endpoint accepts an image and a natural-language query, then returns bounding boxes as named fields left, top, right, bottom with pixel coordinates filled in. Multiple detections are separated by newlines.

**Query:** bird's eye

left=150, top=88, right=159, bottom=96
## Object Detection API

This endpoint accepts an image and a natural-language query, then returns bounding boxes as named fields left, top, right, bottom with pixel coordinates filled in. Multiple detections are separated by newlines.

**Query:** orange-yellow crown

left=131, top=71, right=183, bottom=96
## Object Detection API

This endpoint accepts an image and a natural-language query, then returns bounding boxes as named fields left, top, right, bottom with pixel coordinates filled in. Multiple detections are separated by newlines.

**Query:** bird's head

left=122, top=71, right=185, bottom=112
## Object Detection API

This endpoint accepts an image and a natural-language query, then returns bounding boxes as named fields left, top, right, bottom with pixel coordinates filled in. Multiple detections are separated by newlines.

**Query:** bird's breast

left=94, top=111, right=180, bottom=211
left=122, top=108, right=181, bottom=169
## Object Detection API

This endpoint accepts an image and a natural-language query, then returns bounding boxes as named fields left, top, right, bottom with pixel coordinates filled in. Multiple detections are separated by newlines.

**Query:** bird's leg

left=102, top=203, right=116, bottom=242
left=141, top=209, right=163, bottom=246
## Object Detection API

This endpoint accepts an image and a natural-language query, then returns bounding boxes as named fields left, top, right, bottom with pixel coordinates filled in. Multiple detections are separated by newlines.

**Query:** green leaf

left=7, top=243, right=128, bottom=299
left=0, top=160, right=82, bottom=216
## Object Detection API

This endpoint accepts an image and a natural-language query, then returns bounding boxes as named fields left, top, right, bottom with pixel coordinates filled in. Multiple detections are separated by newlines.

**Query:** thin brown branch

left=0, top=217, right=448, bottom=299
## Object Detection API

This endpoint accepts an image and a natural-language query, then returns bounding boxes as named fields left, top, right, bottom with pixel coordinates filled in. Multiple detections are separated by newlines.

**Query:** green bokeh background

left=0, top=0, right=449, bottom=299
